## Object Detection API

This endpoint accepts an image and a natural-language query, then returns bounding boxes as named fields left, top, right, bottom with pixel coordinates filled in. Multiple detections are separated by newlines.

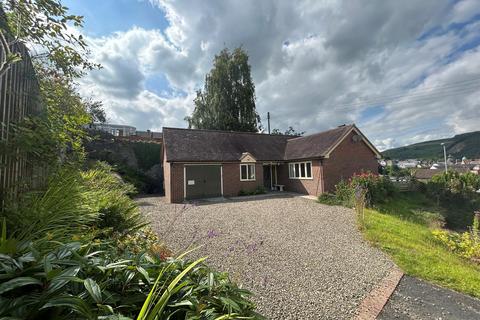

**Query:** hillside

left=383, top=131, right=480, bottom=160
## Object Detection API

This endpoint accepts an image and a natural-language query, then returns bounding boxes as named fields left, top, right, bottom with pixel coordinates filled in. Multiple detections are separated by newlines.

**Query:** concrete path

left=379, top=275, right=480, bottom=320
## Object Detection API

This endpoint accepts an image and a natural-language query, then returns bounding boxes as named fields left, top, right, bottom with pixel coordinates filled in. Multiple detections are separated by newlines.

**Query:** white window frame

left=288, top=161, right=313, bottom=179
left=240, top=163, right=256, bottom=181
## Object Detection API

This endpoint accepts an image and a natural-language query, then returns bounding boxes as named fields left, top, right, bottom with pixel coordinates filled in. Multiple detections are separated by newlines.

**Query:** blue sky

left=70, top=0, right=480, bottom=150
left=64, top=0, right=168, bottom=37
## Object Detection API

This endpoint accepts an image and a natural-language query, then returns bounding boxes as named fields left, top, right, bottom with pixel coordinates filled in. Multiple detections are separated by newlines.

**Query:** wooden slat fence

left=0, top=9, right=43, bottom=203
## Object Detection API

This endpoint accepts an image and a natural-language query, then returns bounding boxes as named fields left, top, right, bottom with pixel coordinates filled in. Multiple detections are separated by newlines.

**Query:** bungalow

left=162, top=124, right=381, bottom=203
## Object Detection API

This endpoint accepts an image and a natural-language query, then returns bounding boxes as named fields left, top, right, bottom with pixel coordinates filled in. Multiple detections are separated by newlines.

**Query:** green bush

left=82, top=162, right=146, bottom=235
left=1, top=169, right=97, bottom=246
left=0, top=161, right=262, bottom=319
left=432, top=214, right=480, bottom=261
left=317, top=193, right=343, bottom=206
left=238, top=185, right=266, bottom=196
left=349, top=172, right=397, bottom=205
left=132, top=142, right=161, bottom=171
left=429, top=171, right=480, bottom=195
left=318, top=172, right=396, bottom=208
left=0, top=235, right=260, bottom=319
left=426, top=171, right=480, bottom=229
left=253, top=185, right=266, bottom=195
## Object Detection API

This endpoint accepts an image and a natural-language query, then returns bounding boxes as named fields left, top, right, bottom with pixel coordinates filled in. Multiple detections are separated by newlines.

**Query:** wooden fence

left=0, top=10, right=43, bottom=202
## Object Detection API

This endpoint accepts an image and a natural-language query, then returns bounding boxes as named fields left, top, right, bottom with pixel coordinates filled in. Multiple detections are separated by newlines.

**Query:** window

left=288, top=161, right=312, bottom=179
left=240, top=164, right=255, bottom=181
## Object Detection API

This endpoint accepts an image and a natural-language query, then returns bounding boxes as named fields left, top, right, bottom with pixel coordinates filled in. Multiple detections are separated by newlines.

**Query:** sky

left=64, top=0, right=480, bottom=150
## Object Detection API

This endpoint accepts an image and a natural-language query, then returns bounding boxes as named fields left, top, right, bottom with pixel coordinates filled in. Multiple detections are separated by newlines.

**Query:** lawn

left=363, top=192, right=480, bottom=297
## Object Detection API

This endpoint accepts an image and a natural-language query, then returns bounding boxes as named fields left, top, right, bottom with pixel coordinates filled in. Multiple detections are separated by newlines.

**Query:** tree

left=271, top=126, right=305, bottom=136
left=0, top=0, right=99, bottom=78
left=0, top=1, right=104, bottom=170
left=185, top=47, right=260, bottom=132
left=85, top=99, right=106, bottom=123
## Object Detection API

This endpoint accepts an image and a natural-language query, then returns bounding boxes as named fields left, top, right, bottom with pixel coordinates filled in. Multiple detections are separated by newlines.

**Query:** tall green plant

left=83, top=162, right=146, bottom=235
left=2, top=169, right=96, bottom=246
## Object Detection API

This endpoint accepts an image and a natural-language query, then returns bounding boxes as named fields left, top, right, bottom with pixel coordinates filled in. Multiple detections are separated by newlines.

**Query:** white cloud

left=78, top=0, right=480, bottom=149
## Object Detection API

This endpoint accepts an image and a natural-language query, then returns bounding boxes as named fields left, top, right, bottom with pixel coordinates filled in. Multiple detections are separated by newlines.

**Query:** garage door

left=185, top=165, right=222, bottom=199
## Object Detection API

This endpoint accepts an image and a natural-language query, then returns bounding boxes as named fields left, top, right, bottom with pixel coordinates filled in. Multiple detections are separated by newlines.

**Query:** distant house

left=136, top=130, right=162, bottom=139
left=161, top=124, right=381, bottom=203
left=90, top=123, right=137, bottom=137
left=397, top=159, right=419, bottom=169
left=413, top=165, right=477, bottom=182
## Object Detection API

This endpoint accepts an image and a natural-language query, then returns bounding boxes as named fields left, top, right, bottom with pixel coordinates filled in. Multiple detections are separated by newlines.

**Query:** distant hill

left=383, top=131, right=480, bottom=160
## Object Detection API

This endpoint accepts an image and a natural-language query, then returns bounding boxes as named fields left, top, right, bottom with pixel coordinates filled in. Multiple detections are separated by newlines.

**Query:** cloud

left=78, top=0, right=480, bottom=149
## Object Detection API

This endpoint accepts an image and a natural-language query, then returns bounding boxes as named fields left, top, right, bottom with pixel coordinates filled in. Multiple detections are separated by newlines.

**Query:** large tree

left=186, top=47, right=260, bottom=132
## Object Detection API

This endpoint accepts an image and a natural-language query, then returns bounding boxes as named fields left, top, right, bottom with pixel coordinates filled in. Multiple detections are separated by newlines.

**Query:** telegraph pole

left=267, top=112, right=270, bottom=134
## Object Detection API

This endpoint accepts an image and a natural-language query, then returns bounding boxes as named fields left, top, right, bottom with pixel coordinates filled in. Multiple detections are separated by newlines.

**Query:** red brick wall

left=278, top=160, right=324, bottom=196
left=222, top=163, right=264, bottom=196
left=164, top=131, right=378, bottom=202
left=164, top=162, right=264, bottom=203
left=169, top=163, right=185, bottom=203
left=322, top=131, right=379, bottom=192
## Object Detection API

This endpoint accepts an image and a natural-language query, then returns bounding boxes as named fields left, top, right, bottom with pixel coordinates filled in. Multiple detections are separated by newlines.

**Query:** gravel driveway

left=139, top=194, right=394, bottom=319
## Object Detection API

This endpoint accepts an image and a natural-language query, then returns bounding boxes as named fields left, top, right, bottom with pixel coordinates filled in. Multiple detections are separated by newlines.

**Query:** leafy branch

left=0, top=28, right=21, bottom=77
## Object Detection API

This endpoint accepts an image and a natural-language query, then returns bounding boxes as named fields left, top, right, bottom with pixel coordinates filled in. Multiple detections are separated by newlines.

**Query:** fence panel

left=0, top=11, right=43, bottom=203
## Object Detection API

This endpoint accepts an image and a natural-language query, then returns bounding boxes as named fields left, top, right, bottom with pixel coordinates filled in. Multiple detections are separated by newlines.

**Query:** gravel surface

left=379, top=275, right=480, bottom=320
left=139, top=194, right=394, bottom=319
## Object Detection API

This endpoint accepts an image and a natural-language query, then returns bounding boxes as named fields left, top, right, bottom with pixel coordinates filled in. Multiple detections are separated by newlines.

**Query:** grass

left=363, top=192, right=480, bottom=297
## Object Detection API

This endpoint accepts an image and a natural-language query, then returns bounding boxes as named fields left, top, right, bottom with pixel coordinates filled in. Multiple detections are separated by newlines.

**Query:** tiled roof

left=163, top=124, right=361, bottom=162
left=163, top=128, right=291, bottom=162
left=413, top=167, right=472, bottom=180
left=284, top=125, right=353, bottom=160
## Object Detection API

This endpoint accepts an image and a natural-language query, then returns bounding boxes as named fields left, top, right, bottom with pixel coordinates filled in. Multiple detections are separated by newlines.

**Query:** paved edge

left=354, top=267, right=404, bottom=320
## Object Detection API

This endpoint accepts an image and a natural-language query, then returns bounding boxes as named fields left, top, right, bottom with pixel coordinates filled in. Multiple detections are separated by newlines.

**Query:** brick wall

left=165, top=162, right=264, bottom=203
left=222, top=163, right=264, bottom=196
left=322, top=131, right=379, bottom=192
left=278, top=160, right=324, bottom=196
left=164, top=131, right=378, bottom=202
left=169, top=163, right=185, bottom=203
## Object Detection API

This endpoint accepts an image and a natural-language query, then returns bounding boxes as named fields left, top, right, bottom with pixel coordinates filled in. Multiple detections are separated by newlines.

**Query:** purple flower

left=207, top=229, right=219, bottom=238
left=246, top=243, right=257, bottom=252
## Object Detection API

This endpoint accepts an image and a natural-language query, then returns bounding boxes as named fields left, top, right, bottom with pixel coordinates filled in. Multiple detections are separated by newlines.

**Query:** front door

left=185, top=165, right=222, bottom=199
left=263, top=164, right=278, bottom=190
left=263, top=165, right=271, bottom=189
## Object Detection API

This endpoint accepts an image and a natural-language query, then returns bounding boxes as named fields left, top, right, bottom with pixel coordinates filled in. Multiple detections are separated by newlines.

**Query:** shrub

left=429, top=171, right=480, bottom=195
left=238, top=186, right=266, bottom=196
left=432, top=213, right=480, bottom=261
left=318, top=172, right=396, bottom=208
left=425, top=171, right=480, bottom=229
left=334, top=179, right=356, bottom=207
left=253, top=185, right=266, bottom=195
left=1, top=169, right=97, bottom=246
left=318, top=193, right=343, bottom=206
left=82, top=162, right=146, bottom=235
left=0, top=235, right=260, bottom=319
left=349, top=172, right=396, bottom=206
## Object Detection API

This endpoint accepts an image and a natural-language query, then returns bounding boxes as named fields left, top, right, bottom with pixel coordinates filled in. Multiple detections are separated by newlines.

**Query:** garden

left=318, top=171, right=480, bottom=297
left=0, top=2, right=262, bottom=319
